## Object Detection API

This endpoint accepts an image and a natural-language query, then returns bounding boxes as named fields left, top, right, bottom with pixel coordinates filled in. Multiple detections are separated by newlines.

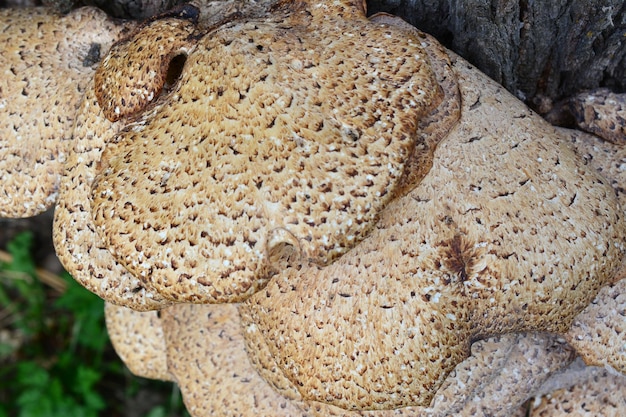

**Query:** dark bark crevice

left=368, top=0, right=625, bottom=114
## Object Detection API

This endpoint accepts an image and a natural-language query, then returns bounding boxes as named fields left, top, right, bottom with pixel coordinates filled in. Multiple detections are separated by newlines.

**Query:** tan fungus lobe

left=559, top=127, right=626, bottom=209
left=553, top=128, right=626, bottom=374
left=0, top=7, right=130, bottom=217
left=240, top=46, right=626, bottom=410
left=95, top=14, right=198, bottom=122
left=4, top=3, right=623, bottom=416
left=104, top=302, right=172, bottom=381
left=90, top=0, right=442, bottom=303
left=53, top=79, right=171, bottom=310
left=161, top=303, right=308, bottom=417
left=565, top=277, right=626, bottom=373
left=269, top=332, right=575, bottom=417
left=529, top=364, right=626, bottom=417
left=111, top=301, right=570, bottom=417
left=569, top=88, right=626, bottom=143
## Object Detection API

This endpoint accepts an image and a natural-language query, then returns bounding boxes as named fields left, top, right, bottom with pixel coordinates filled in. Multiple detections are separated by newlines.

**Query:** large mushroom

left=569, top=89, right=626, bottom=144
left=92, top=5, right=623, bottom=414
left=105, top=301, right=579, bottom=417
left=528, top=359, right=626, bottom=417
left=0, top=7, right=132, bottom=217
left=88, top=0, right=446, bottom=304
left=239, top=35, right=625, bottom=410
left=1, top=1, right=626, bottom=416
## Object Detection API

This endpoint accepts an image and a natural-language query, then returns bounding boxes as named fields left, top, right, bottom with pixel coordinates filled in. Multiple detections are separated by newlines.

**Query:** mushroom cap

left=95, top=14, right=198, bottom=122
left=569, top=88, right=626, bottom=143
left=565, top=277, right=626, bottom=373
left=53, top=78, right=171, bottom=311
left=240, top=42, right=626, bottom=410
left=104, top=302, right=172, bottom=381
left=268, top=332, right=575, bottom=417
left=161, top=303, right=307, bottom=417
left=529, top=363, right=626, bottom=417
left=553, top=127, right=626, bottom=373
left=0, top=7, right=130, bottom=218
left=108, top=300, right=572, bottom=417
left=89, top=0, right=442, bottom=303
left=559, top=127, right=626, bottom=211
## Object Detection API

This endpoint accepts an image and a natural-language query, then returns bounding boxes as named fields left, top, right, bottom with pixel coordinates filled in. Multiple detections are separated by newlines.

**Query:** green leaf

left=5, top=232, right=36, bottom=277
left=145, top=405, right=167, bottom=417
left=16, top=361, right=50, bottom=389
left=0, top=231, right=46, bottom=337
left=54, top=272, right=107, bottom=352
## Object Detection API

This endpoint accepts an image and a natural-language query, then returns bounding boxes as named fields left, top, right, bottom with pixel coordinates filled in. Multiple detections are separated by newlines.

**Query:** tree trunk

left=368, top=0, right=626, bottom=114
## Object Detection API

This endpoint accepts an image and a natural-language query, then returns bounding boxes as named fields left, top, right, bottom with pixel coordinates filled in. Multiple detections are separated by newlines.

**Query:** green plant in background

left=0, top=231, right=189, bottom=417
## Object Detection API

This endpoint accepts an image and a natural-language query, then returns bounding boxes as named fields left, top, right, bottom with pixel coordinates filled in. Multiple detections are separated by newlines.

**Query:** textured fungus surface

left=2, top=2, right=626, bottom=416
left=529, top=365, right=626, bottom=417
left=0, top=7, right=130, bottom=217
left=104, top=302, right=172, bottom=381
left=53, top=79, right=172, bottom=310
left=89, top=1, right=443, bottom=303
left=565, top=265, right=626, bottom=373
left=570, top=89, right=626, bottom=143
left=162, top=303, right=307, bottom=416
left=105, top=300, right=574, bottom=417
left=555, top=129, right=626, bottom=374
left=240, top=50, right=626, bottom=410
left=95, top=14, right=198, bottom=122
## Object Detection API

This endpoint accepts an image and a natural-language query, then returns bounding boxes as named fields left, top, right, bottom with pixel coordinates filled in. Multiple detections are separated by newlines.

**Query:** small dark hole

left=164, top=53, right=188, bottom=90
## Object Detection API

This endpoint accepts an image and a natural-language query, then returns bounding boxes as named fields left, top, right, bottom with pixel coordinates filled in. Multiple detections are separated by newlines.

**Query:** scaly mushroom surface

left=557, top=128, right=626, bottom=375
left=529, top=361, right=626, bottom=417
left=106, top=301, right=577, bottom=417
left=89, top=0, right=445, bottom=303
left=0, top=7, right=131, bottom=217
left=52, top=74, right=174, bottom=310
left=569, top=88, right=626, bottom=143
left=240, top=35, right=625, bottom=411
left=104, top=302, right=172, bottom=381
left=1, top=2, right=626, bottom=417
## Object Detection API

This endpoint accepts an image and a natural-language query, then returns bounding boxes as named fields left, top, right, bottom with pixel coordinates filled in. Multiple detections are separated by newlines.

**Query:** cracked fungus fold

left=89, top=1, right=443, bottom=303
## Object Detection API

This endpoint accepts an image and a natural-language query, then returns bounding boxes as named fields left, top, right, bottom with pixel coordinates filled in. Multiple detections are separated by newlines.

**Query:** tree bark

left=368, top=0, right=626, bottom=114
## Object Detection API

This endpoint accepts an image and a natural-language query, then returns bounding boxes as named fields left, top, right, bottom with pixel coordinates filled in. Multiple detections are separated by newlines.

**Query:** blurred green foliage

left=0, top=231, right=189, bottom=417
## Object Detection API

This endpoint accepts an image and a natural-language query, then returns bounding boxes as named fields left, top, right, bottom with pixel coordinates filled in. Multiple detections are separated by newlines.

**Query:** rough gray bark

left=368, top=0, right=626, bottom=114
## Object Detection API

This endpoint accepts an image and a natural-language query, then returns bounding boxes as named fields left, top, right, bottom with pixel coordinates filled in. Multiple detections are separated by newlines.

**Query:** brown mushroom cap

left=529, top=363, right=626, bottom=417
left=95, top=15, right=198, bottom=122
left=565, top=276, right=626, bottom=373
left=559, top=127, right=626, bottom=211
left=112, top=301, right=571, bottom=417
left=104, top=302, right=172, bottom=381
left=240, top=42, right=625, bottom=410
left=265, top=332, right=574, bottom=417
left=553, top=128, right=626, bottom=373
left=89, top=0, right=443, bottom=303
left=0, top=7, right=130, bottom=218
left=569, top=88, right=626, bottom=143
left=161, top=303, right=307, bottom=416
left=53, top=79, right=171, bottom=311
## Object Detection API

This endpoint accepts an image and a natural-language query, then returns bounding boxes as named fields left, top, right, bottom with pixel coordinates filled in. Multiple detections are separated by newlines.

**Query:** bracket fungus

left=528, top=359, right=626, bottom=417
left=0, top=7, right=132, bottom=217
left=88, top=0, right=446, bottom=303
left=569, top=89, right=626, bottom=144
left=1, top=1, right=626, bottom=416
left=238, top=42, right=626, bottom=410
